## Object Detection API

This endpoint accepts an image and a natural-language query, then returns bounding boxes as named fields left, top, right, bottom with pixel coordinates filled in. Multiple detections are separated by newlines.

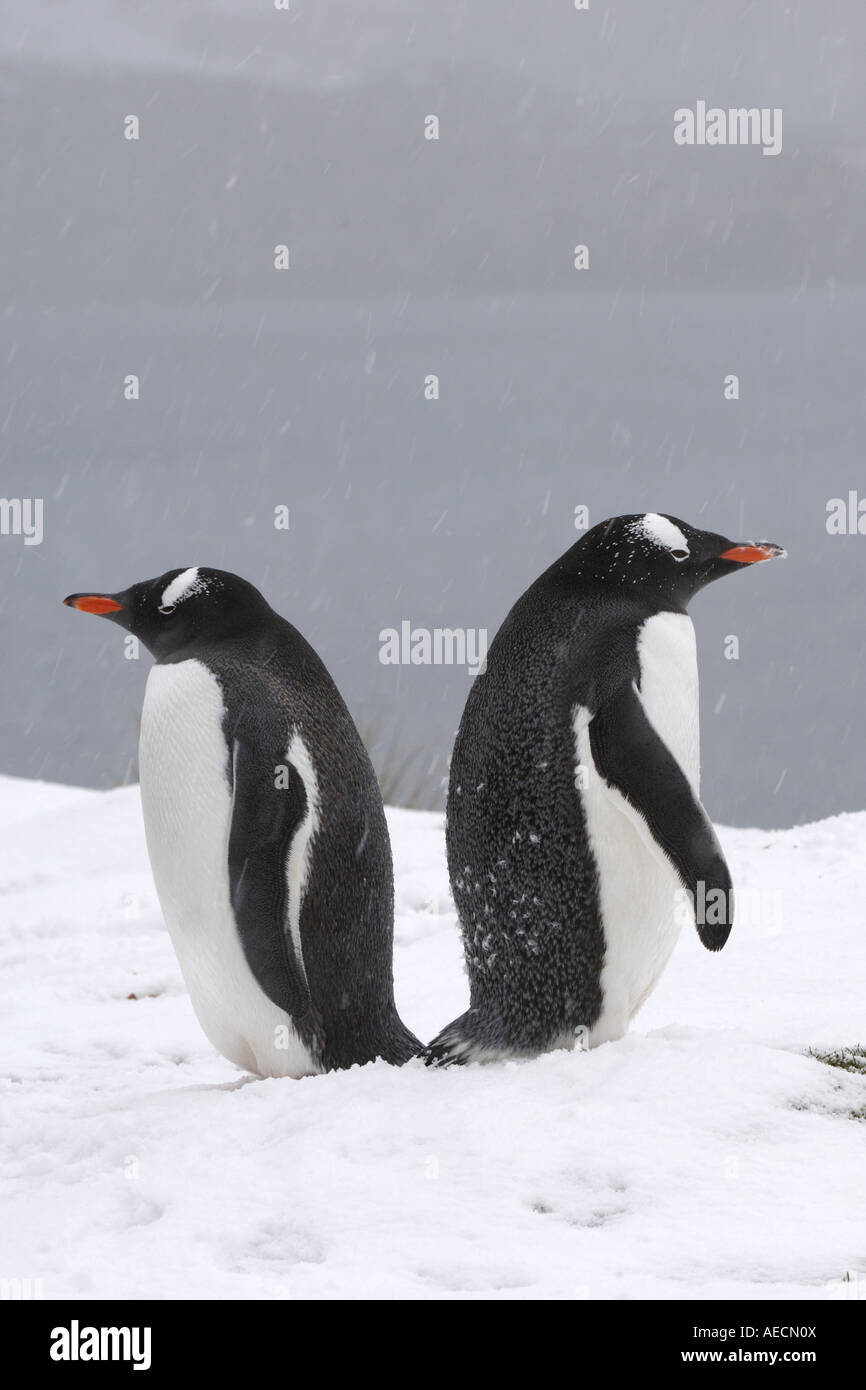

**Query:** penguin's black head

left=574, top=513, right=786, bottom=607
left=63, top=567, right=272, bottom=659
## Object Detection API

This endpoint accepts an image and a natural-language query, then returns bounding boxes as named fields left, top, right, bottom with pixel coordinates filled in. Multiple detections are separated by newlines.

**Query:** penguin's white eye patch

left=629, top=513, right=690, bottom=556
left=158, top=605, right=176, bottom=615
left=160, top=566, right=206, bottom=608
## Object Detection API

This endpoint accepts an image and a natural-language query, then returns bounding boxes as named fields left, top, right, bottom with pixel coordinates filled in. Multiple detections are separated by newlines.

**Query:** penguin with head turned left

left=428, top=514, right=786, bottom=1066
left=64, top=567, right=422, bottom=1078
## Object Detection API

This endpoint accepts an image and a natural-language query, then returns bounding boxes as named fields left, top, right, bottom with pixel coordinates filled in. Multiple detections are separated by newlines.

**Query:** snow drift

left=0, top=776, right=863, bottom=1300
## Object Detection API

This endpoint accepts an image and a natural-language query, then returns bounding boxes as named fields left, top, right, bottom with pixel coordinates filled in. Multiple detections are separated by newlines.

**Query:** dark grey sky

left=4, top=0, right=864, bottom=133
left=2, top=1, right=864, bottom=827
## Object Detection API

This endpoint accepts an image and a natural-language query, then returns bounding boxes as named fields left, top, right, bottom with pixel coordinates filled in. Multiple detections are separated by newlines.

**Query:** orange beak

left=63, top=594, right=124, bottom=615
left=719, top=543, right=786, bottom=564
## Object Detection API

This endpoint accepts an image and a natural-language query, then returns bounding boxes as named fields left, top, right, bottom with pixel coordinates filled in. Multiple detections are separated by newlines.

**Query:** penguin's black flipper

left=226, top=736, right=320, bottom=1042
left=589, top=681, right=734, bottom=950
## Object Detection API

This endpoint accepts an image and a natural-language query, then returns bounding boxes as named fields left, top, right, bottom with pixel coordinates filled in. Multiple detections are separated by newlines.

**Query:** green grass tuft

left=808, top=1047, right=866, bottom=1120
left=807, top=1045, right=866, bottom=1075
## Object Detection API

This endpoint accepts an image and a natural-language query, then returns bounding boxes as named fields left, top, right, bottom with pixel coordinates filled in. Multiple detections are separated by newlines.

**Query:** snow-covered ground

left=0, top=775, right=864, bottom=1301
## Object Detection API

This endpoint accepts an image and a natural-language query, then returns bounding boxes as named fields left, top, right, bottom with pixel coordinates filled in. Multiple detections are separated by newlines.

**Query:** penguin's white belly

left=138, top=659, right=317, bottom=1079
left=575, top=612, right=700, bottom=1046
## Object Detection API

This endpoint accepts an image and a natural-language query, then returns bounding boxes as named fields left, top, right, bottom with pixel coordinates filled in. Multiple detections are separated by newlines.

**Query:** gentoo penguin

left=64, top=567, right=421, bottom=1077
left=428, top=514, right=785, bottom=1064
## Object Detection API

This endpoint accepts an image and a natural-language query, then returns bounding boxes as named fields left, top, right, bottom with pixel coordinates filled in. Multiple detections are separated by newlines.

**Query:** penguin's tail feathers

left=377, top=1019, right=427, bottom=1066
left=323, top=1015, right=425, bottom=1069
left=424, top=1011, right=495, bottom=1067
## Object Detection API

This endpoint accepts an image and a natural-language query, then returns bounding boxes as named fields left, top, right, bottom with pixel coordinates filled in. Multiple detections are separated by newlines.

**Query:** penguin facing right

left=428, top=514, right=785, bottom=1064
left=64, top=567, right=421, bottom=1078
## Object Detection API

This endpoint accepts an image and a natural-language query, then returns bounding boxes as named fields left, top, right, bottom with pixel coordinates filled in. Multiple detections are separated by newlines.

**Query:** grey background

left=1, top=1, right=864, bottom=827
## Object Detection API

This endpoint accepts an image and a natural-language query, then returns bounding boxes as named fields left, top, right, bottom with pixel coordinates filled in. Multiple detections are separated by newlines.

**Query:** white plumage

left=574, top=611, right=700, bottom=1044
left=139, top=659, right=319, bottom=1078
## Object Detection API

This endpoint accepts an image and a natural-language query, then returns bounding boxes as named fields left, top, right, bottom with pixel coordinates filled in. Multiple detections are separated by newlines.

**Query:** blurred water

left=1, top=289, right=864, bottom=827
